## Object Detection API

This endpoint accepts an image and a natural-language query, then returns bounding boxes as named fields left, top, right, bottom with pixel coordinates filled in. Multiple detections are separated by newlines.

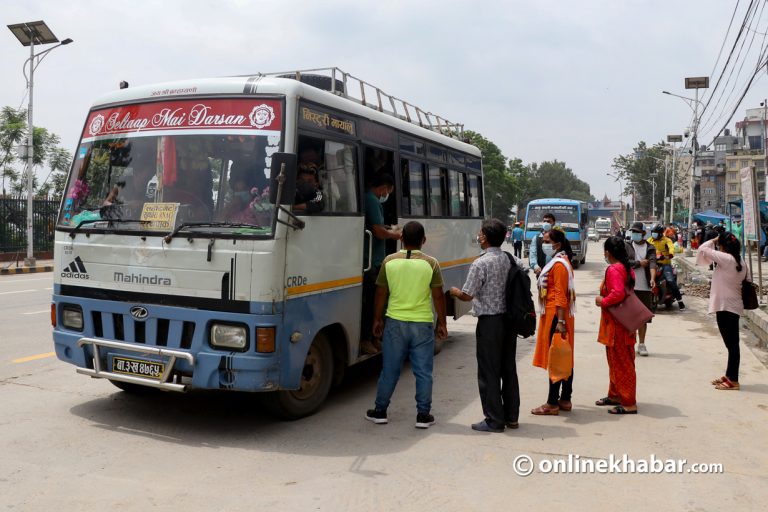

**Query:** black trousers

left=476, top=315, right=520, bottom=428
left=513, top=241, right=523, bottom=258
left=716, top=311, right=740, bottom=382
left=546, top=316, right=574, bottom=405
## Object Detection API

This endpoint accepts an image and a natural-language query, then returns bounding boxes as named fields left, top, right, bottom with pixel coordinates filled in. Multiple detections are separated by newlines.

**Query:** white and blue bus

left=51, top=69, right=484, bottom=418
left=523, top=198, right=589, bottom=267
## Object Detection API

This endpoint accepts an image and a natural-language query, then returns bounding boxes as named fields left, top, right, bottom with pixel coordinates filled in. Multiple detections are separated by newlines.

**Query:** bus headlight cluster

left=62, top=305, right=84, bottom=331
left=210, top=324, right=248, bottom=350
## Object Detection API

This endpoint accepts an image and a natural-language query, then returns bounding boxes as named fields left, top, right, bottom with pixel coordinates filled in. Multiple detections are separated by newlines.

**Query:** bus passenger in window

left=294, top=147, right=325, bottom=213
left=361, top=173, right=402, bottom=355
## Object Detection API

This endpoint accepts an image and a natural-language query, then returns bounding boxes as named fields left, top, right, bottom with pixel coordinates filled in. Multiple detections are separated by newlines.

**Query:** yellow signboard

left=140, top=202, right=179, bottom=231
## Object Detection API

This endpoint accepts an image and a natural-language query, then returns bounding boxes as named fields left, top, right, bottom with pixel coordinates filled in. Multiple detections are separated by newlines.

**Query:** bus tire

left=110, top=380, right=159, bottom=394
left=268, top=333, right=334, bottom=420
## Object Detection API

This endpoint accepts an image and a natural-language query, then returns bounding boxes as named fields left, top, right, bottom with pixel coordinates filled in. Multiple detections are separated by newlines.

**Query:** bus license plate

left=112, top=356, right=164, bottom=380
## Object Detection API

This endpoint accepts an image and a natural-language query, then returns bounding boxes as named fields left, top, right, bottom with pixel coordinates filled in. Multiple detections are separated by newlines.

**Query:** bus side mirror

left=269, top=152, right=298, bottom=205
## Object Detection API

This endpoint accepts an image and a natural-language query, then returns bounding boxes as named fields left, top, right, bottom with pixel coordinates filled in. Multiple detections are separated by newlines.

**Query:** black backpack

left=504, top=252, right=537, bottom=338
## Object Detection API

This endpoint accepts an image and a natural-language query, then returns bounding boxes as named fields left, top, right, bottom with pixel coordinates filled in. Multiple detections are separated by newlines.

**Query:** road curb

left=0, top=265, right=53, bottom=276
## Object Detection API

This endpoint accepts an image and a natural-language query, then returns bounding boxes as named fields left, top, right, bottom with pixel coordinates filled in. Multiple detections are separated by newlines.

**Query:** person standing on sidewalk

left=366, top=221, right=448, bottom=428
left=696, top=232, right=746, bottom=391
left=450, top=218, right=520, bottom=433
left=531, top=227, right=576, bottom=416
left=595, top=236, right=638, bottom=414
left=625, top=222, right=657, bottom=356
left=511, top=222, right=524, bottom=259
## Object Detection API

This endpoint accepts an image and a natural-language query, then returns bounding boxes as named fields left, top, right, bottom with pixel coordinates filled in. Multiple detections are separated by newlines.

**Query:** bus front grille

left=90, top=312, right=197, bottom=350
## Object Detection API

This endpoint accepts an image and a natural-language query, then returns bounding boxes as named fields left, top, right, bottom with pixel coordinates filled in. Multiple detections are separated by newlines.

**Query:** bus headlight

left=62, top=305, right=83, bottom=331
left=210, top=324, right=248, bottom=350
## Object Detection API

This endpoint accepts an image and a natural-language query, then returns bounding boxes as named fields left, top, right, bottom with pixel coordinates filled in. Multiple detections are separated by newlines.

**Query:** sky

left=2, top=0, right=767, bottom=200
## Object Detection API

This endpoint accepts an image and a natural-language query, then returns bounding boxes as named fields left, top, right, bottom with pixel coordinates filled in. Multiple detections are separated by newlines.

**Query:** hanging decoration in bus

left=299, top=105, right=356, bottom=136
left=81, top=99, right=283, bottom=141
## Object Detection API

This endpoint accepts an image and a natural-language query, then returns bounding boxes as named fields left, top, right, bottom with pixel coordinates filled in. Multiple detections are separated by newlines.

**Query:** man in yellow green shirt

left=366, top=221, right=448, bottom=429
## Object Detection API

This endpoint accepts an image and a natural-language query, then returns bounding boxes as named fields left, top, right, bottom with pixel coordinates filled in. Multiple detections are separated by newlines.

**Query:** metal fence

left=0, top=196, right=60, bottom=254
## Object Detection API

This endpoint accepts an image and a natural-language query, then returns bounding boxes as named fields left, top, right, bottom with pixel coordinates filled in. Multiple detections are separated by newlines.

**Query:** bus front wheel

left=268, top=333, right=334, bottom=420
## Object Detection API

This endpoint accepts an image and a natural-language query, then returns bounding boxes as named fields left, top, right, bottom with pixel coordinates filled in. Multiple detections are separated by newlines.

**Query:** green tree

left=0, top=107, right=27, bottom=195
left=39, top=147, right=72, bottom=198
left=519, top=160, right=594, bottom=212
left=464, top=130, right=517, bottom=221
left=612, top=141, right=669, bottom=219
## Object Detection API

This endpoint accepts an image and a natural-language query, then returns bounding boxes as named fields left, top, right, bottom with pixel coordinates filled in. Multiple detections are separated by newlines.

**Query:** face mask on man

left=542, top=222, right=552, bottom=232
left=651, top=233, right=660, bottom=240
left=542, top=243, right=555, bottom=257
left=631, top=232, right=643, bottom=242
left=379, top=193, right=389, bottom=204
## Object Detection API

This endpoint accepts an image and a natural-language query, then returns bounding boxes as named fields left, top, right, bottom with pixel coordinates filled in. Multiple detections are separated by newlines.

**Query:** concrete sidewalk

left=0, top=259, right=54, bottom=276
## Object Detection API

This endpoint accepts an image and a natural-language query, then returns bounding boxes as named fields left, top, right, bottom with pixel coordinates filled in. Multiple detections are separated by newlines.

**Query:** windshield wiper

left=68, top=218, right=150, bottom=238
left=163, top=222, right=263, bottom=243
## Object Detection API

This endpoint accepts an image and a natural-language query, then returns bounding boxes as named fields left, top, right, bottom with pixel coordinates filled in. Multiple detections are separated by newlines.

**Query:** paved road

left=1, top=250, right=768, bottom=511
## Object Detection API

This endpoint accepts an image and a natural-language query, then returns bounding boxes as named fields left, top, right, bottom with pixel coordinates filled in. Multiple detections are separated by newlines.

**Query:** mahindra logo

left=129, top=306, right=149, bottom=320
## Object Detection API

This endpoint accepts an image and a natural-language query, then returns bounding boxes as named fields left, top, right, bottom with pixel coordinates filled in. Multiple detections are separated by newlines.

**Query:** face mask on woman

left=631, top=232, right=643, bottom=242
left=604, top=256, right=612, bottom=265
left=651, top=232, right=660, bottom=240
left=542, top=243, right=555, bottom=257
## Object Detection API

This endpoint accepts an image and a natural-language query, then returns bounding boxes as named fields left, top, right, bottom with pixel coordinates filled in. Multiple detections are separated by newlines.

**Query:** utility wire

left=699, top=1, right=767, bottom=135
left=699, top=0, right=761, bottom=128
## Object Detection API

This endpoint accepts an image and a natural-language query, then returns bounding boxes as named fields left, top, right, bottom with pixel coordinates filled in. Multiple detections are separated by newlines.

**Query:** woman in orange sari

left=531, top=228, right=576, bottom=415
left=595, top=236, right=638, bottom=414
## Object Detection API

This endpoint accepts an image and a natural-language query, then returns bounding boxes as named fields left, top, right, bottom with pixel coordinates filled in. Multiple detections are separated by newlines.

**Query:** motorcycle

left=651, top=254, right=677, bottom=311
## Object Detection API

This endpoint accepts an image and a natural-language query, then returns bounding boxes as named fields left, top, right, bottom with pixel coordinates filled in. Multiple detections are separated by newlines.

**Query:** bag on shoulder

left=743, top=279, right=758, bottom=310
left=548, top=332, right=572, bottom=383
left=504, top=252, right=537, bottom=338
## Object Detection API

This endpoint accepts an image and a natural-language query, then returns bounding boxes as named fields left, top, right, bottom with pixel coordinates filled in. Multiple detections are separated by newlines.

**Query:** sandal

left=714, top=377, right=740, bottom=390
left=595, top=397, right=620, bottom=406
left=608, top=405, right=638, bottom=415
left=711, top=376, right=727, bottom=385
left=531, top=404, right=559, bottom=416
left=557, top=400, right=572, bottom=411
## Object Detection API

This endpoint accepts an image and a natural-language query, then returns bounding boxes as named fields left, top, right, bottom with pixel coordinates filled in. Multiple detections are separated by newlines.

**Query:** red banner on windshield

left=82, top=98, right=282, bottom=138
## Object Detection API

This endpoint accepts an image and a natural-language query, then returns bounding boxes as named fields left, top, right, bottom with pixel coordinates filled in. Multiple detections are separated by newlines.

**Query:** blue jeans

left=374, top=318, right=434, bottom=414
left=662, top=264, right=682, bottom=301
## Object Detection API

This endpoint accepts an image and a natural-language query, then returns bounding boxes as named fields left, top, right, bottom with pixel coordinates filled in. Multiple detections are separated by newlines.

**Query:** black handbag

left=742, top=279, right=759, bottom=310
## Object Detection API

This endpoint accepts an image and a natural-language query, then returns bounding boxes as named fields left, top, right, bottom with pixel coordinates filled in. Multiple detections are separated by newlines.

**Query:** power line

left=699, top=0, right=761, bottom=128
left=699, top=0, right=759, bottom=119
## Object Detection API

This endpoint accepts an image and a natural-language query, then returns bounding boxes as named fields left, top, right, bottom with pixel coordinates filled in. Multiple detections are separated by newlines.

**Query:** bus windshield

left=526, top=204, right=580, bottom=232
left=59, top=98, right=283, bottom=237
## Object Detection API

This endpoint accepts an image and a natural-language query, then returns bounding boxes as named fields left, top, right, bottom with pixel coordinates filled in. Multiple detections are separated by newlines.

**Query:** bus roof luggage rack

left=254, top=67, right=465, bottom=139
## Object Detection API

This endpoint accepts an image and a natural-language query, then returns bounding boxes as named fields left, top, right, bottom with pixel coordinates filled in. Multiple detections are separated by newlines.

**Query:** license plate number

left=112, top=356, right=164, bottom=379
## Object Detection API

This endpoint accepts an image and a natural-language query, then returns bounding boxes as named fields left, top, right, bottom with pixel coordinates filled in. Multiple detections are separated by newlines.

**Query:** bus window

left=400, top=159, right=426, bottom=216
left=467, top=174, right=481, bottom=217
left=449, top=170, right=467, bottom=217
left=428, top=165, right=448, bottom=216
left=323, top=140, right=358, bottom=213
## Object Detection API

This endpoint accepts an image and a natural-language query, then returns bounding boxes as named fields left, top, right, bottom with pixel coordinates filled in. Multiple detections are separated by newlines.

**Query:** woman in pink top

left=696, top=232, right=747, bottom=390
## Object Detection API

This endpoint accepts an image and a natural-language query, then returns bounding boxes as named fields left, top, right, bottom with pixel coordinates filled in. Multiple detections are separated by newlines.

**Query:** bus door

left=284, top=134, right=364, bottom=354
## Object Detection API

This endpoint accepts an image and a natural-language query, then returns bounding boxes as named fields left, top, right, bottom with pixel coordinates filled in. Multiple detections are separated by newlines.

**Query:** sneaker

left=415, top=412, right=435, bottom=429
left=678, top=301, right=685, bottom=310
left=365, top=408, right=388, bottom=424
left=637, top=343, right=649, bottom=356
left=471, top=420, right=504, bottom=433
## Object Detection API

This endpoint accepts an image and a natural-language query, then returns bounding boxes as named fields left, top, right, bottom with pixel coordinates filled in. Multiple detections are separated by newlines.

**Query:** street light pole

left=7, top=21, right=72, bottom=266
